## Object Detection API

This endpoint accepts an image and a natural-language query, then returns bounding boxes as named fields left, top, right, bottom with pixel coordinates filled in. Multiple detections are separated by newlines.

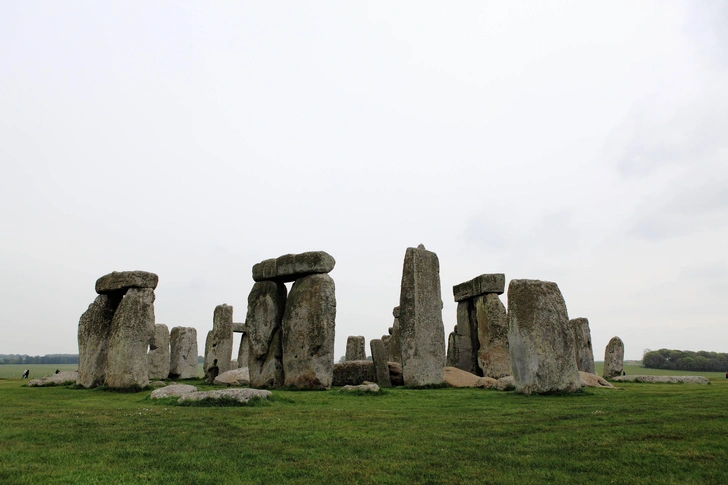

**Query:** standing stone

left=204, top=304, right=234, bottom=383
left=603, top=336, right=625, bottom=379
left=237, top=332, right=250, bottom=369
left=571, top=317, right=596, bottom=374
left=105, top=288, right=156, bottom=389
left=507, top=279, right=580, bottom=394
left=474, top=293, right=511, bottom=379
left=346, top=336, right=366, bottom=361
left=446, top=330, right=458, bottom=367
left=282, top=273, right=336, bottom=390
left=389, top=310, right=402, bottom=364
left=169, top=327, right=198, bottom=379
left=399, top=244, right=446, bottom=387
left=247, top=281, right=287, bottom=388
left=370, top=339, right=391, bottom=388
left=77, top=294, right=122, bottom=388
left=381, top=335, right=392, bottom=360
left=454, top=301, right=480, bottom=374
left=148, top=323, right=170, bottom=380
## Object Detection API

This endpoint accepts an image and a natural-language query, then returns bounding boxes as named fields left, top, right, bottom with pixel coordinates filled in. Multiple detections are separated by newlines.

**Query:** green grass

left=595, top=361, right=727, bottom=380
left=1, top=376, right=727, bottom=484
left=0, top=363, right=205, bottom=379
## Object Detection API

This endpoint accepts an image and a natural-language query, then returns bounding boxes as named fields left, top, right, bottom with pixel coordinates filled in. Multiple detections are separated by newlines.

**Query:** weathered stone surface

left=204, top=304, right=234, bottom=383
left=252, top=251, right=336, bottom=283
left=77, top=294, right=121, bottom=388
left=443, top=367, right=497, bottom=388
left=579, top=372, right=614, bottom=388
left=507, top=279, right=581, bottom=395
left=453, top=301, right=480, bottom=374
left=370, top=339, right=391, bottom=387
left=246, top=281, right=287, bottom=388
left=237, top=332, right=250, bottom=369
left=603, top=336, right=625, bottom=379
left=475, top=293, right=511, bottom=379
left=178, top=388, right=271, bottom=403
left=346, top=336, right=366, bottom=361
left=453, top=273, right=505, bottom=302
left=399, top=245, right=446, bottom=387
left=95, top=271, right=159, bottom=294
left=282, top=274, right=336, bottom=389
left=333, top=360, right=376, bottom=386
left=610, top=375, right=709, bottom=384
left=169, top=327, right=198, bottom=379
left=213, top=367, right=250, bottom=386
left=381, top=335, right=391, bottom=360
left=340, top=382, right=380, bottom=392
left=388, top=361, right=404, bottom=386
left=495, top=375, right=515, bottom=391
left=389, top=318, right=402, bottom=364
left=105, top=288, right=156, bottom=389
left=149, top=380, right=166, bottom=388
left=232, top=322, right=246, bottom=333
left=28, top=371, right=78, bottom=387
left=446, top=331, right=458, bottom=367
left=148, top=324, right=170, bottom=380
left=571, top=317, right=595, bottom=374
left=150, top=384, right=198, bottom=398
left=393, top=306, right=400, bottom=318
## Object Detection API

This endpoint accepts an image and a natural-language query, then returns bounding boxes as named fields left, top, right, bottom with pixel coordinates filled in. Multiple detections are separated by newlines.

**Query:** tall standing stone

left=389, top=308, right=402, bottom=364
left=571, top=317, right=596, bottom=374
left=453, top=301, right=480, bottom=374
left=474, top=293, right=511, bottom=378
left=446, top=330, right=458, bottom=367
left=77, top=294, right=122, bottom=388
left=237, top=331, right=250, bottom=369
left=399, top=244, right=446, bottom=387
left=246, top=281, right=287, bottom=388
left=105, top=288, right=156, bottom=389
left=370, top=339, right=391, bottom=388
left=282, top=273, right=336, bottom=390
left=346, top=336, right=366, bottom=361
left=148, top=323, right=170, bottom=380
left=204, top=304, right=234, bottom=383
left=169, top=327, right=198, bottom=379
left=507, top=279, right=580, bottom=394
left=603, top=336, right=625, bottom=379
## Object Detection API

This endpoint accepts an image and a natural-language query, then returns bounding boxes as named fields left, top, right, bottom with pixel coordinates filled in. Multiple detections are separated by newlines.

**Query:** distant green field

left=594, top=361, right=727, bottom=380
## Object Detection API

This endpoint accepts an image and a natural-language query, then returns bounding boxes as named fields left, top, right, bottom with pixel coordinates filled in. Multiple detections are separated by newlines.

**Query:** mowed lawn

left=1, top=374, right=727, bottom=484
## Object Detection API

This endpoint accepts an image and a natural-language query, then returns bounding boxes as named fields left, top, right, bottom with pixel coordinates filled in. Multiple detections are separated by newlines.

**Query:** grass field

left=0, top=364, right=204, bottom=379
left=1, top=372, right=727, bottom=484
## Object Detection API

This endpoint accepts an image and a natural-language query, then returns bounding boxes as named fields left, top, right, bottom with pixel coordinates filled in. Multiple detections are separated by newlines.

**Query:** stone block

left=452, top=273, right=505, bottom=302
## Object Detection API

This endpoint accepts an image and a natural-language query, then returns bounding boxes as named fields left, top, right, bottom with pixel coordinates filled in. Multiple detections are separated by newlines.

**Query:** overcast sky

left=1, top=2, right=726, bottom=362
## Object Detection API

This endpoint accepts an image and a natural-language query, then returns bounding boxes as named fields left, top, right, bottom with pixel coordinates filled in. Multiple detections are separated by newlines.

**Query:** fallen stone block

left=150, top=384, right=198, bottom=399
left=178, top=388, right=272, bottom=403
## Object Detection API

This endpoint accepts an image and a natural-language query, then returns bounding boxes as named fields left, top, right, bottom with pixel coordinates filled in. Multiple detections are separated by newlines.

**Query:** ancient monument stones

left=77, top=271, right=158, bottom=389
left=507, top=279, right=581, bottom=394
left=389, top=307, right=402, bottom=364
left=346, top=336, right=366, bottom=361
left=398, top=244, right=446, bottom=387
left=169, top=326, right=198, bottom=379
left=203, top=304, right=234, bottom=383
left=148, top=323, right=170, bottom=380
left=571, top=317, right=595, bottom=374
left=370, top=338, right=391, bottom=388
left=246, top=281, right=287, bottom=388
left=603, top=336, right=625, bottom=379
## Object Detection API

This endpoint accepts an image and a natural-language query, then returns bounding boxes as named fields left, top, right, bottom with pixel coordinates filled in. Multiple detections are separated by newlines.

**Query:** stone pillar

left=389, top=307, right=402, bottom=364
left=203, top=304, right=234, bottom=383
left=237, top=332, right=250, bottom=369
left=474, top=293, right=510, bottom=379
left=346, top=336, right=366, bottom=361
left=370, top=339, right=391, bottom=387
left=603, top=336, right=625, bottom=379
left=246, top=281, right=287, bottom=388
left=571, top=317, right=596, bottom=374
left=77, top=294, right=121, bottom=388
left=169, top=327, right=198, bottom=379
left=454, top=301, right=479, bottom=374
left=148, top=323, right=170, bottom=380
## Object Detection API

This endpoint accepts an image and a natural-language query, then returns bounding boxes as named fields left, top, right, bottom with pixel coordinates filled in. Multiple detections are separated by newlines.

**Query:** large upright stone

left=603, top=336, right=625, bottom=379
left=453, top=301, right=479, bottom=374
left=148, top=323, right=170, bottom=380
left=95, top=271, right=159, bottom=294
left=237, top=332, right=250, bottom=369
left=474, top=293, right=510, bottom=379
left=77, top=294, right=122, bottom=388
left=253, top=251, right=336, bottom=283
left=370, top=339, right=391, bottom=388
left=105, top=288, right=156, bottom=388
left=453, top=273, right=505, bottom=302
left=247, top=281, right=287, bottom=388
left=507, top=279, right=580, bottom=394
left=204, top=304, right=234, bottom=383
left=169, top=327, right=198, bottom=379
left=398, top=244, right=446, bottom=387
left=446, top=330, right=458, bottom=367
left=389, top=310, right=402, bottom=364
left=346, top=336, right=366, bottom=361
left=282, top=273, right=336, bottom=389
left=571, top=317, right=595, bottom=374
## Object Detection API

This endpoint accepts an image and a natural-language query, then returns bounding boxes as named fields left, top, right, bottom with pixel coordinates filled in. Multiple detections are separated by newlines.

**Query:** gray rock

left=381, top=335, right=391, bottom=361
left=389, top=318, right=402, bottom=364
left=453, top=273, right=505, bottom=302
left=474, top=293, right=511, bottom=379
left=370, top=339, right=391, bottom=388
left=388, top=361, right=404, bottom=386
left=252, top=251, right=336, bottom=283
left=95, top=271, right=159, bottom=294
left=603, top=336, right=625, bottom=379
left=340, top=382, right=380, bottom=392
left=393, top=306, right=400, bottom=318
left=446, top=331, right=458, bottom=367
left=237, top=332, right=250, bottom=369
left=105, top=288, right=156, bottom=389
left=495, top=375, right=515, bottom=391
left=571, top=318, right=595, bottom=374
left=579, top=372, right=614, bottom=388
left=169, top=327, right=198, bottom=379
left=345, top=336, right=366, bottom=361
left=453, top=301, right=480, bottom=374
left=610, top=375, right=709, bottom=384
left=232, top=322, right=246, bottom=333
left=148, top=324, right=170, bottom=380
left=149, top=380, right=167, bottom=388
left=77, top=294, right=121, bottom=388
left=282, top=274, right=336, bottom=389
left=246, top=281, right=287, bottom=388
left=178, top=388, right=271, bottom=403
left=150, top=384, right=198, bottom=399
left=443, top=367, right=497, bottom=388
left=333, top=360, right=376, bottom=386
left=203, top=304, right=234, bottom=383
left=507, top=279, right=581, bottom=394
left=214, top=367, right=250, bottom=386
left=399, top=245, right=446, bottom=386
left=27, top=371, right=78, bottom=387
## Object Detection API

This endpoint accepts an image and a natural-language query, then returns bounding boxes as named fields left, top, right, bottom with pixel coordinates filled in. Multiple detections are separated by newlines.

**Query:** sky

left=1, top=1, right=726, bottom=362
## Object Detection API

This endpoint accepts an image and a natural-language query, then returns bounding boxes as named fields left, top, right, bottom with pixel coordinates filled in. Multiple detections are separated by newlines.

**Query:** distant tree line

left=0, top=354, right=79, bottom=365
left=642, top=349, right=728, bottom=372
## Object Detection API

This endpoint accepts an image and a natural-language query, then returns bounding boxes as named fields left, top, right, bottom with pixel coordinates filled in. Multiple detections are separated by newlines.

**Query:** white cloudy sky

left=1, top=2, right=726, bottom=362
